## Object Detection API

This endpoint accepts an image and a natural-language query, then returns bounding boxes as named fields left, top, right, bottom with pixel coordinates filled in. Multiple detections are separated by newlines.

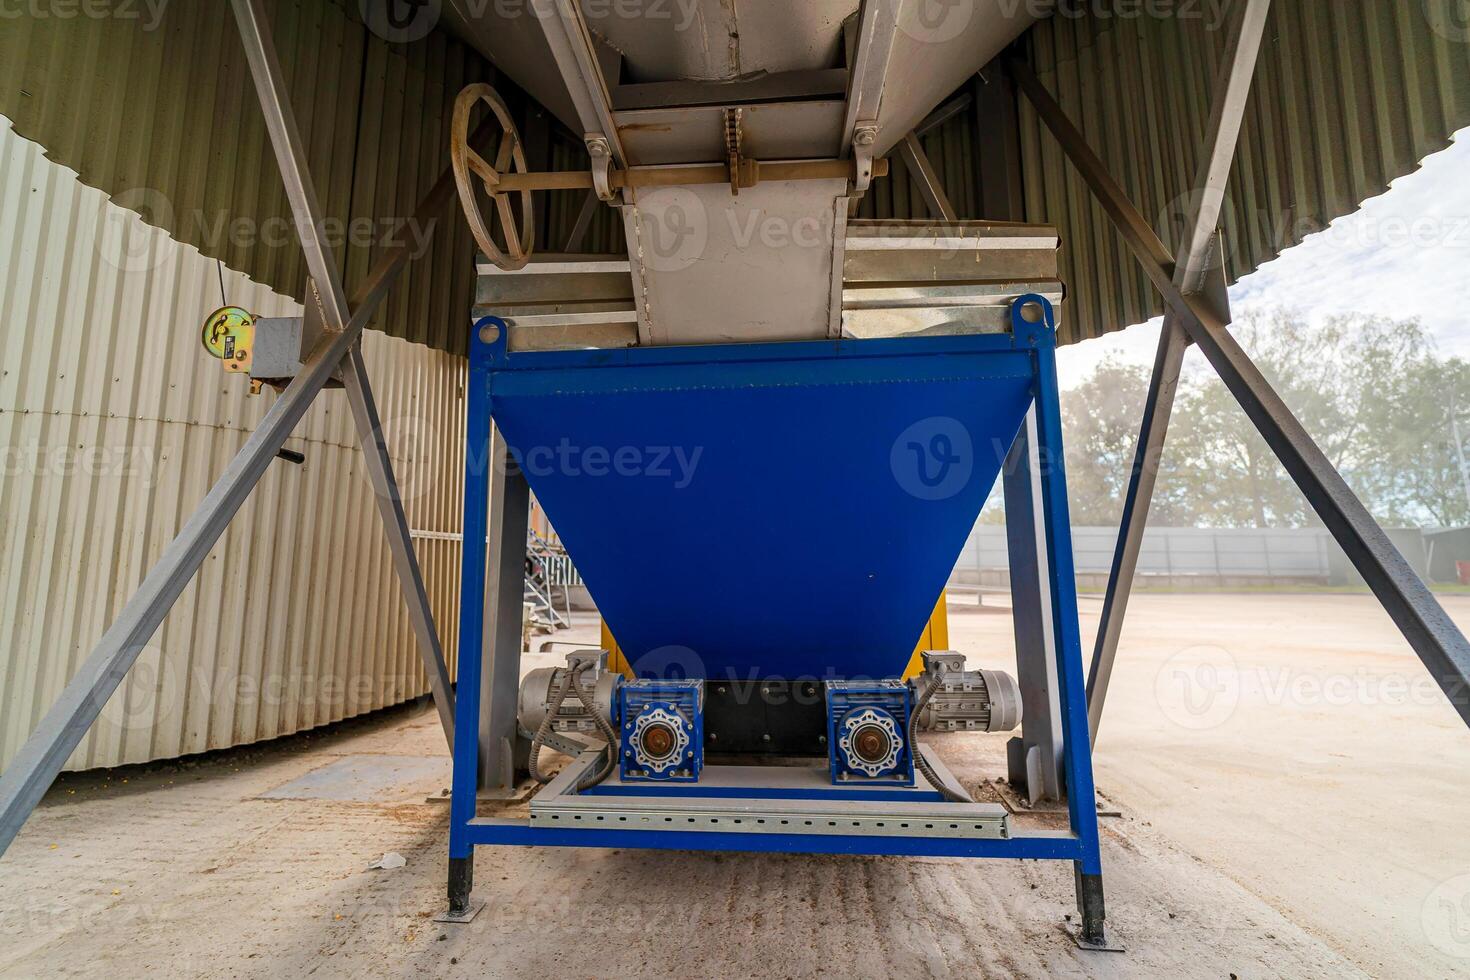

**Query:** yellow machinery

left=603, top=593, right=949, bottom=682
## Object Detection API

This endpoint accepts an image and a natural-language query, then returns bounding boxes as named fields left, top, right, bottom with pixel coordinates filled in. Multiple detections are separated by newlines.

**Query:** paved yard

left=2, top=593, right=1467, bottom=978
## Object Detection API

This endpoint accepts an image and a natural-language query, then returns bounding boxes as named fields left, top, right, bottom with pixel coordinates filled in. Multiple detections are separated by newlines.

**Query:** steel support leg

left=1075, top=867, right=1107, bottom=948
left=446, top=855, right=476, bottom=919
left=342, top=346, right=455, bottom=746
left=235, top=0, right=457, bottom=744
left=1030, top=307, right=1108, bottom=945
left=1088, top=259, right=1228, bottom=741
left=0, top=171, right=471, bottom=857
left=232, top=0, right=354, bottom=327
left=0, top=322, right=358, bottom=857
left=477, top=427, right=531, bottom=796
left=0, top=0, right=489, bottom=859
left=1011, top=49, right=1470, bottom=730
left=1004, top=410, right=1063, bottom=803
left=446, top=342, right=492, bottom=919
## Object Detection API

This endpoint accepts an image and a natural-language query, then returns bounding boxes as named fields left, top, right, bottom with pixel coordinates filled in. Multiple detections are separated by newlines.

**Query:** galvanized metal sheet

left=474, top=222, right=1063, bottom=347
left=613, top=101, right=848, bottom=165
left=872, top=1, right=1040, bottom=157
left=0, top=118, right=468, bottom=773
left=532, top=752, right=1013, bottom=839
left=624, top=179, right=848, bottom=344
left=841, top=281, right=1064, bottom=338
left=588, top=0, right=855, bottom=84
left=843, top=219, right=1060, bottom=282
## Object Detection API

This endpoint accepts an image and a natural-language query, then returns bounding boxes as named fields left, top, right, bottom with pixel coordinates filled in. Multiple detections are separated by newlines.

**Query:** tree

left=1058, top=356, right=1200, bottom=526
left=1052, top=310, right=1464, bottom=531
left=1169, top=311, right=1349, bottom=526
left=984, top=309, right=1467, bottom=530
left=1059, top=357, right=1145, bottom=526
left=1354, top=343, right=1470, bottom=527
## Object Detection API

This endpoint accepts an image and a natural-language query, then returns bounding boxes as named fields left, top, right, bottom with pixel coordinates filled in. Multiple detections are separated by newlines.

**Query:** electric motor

left=911, top=652, right=1023, bottom=733
left=517, top=650, right=619, bottom=740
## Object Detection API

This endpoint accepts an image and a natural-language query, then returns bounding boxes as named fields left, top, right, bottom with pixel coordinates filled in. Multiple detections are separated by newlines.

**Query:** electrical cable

left=526, top=660, right=620, bottom=790
left=527, top=666, right=573, bottom=784
left=569, top=661, right=619, bottom=789
left=909, top=665, right=974, bottom=803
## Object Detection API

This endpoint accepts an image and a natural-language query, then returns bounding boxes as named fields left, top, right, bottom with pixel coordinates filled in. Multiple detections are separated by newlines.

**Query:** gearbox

left=825, top=680, right=915, bottom=785
left=618, top=679, right=704, bottom=782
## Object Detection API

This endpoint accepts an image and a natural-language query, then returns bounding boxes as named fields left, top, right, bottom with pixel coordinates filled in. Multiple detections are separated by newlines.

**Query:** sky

left=1055, top=128, right=1470, bottom=390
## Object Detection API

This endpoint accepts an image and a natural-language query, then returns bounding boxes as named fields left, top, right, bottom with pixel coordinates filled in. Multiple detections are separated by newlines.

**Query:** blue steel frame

left=450, top=296, right=1102, bottom=884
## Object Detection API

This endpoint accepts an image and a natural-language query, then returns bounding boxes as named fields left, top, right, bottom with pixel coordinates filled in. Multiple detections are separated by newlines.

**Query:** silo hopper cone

left=489, top=342, right=1034, bottom=681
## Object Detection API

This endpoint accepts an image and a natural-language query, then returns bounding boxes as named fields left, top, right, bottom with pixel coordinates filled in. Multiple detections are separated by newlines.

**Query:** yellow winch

left=200, top=306, right=256, bottom=374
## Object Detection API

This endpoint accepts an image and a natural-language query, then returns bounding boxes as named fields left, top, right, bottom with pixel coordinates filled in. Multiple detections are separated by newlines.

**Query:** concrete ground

left=3, top=593, right=1468, bottom=978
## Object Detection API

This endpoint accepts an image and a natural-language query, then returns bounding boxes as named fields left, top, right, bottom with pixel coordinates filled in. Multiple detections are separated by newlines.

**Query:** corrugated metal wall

left=854, top=94, right=989, bottom=223
left=1017, top=0, right=1470, bottom=343
left=0, top=116, right=466, bottom=772
left=8, top=5, right=1466, bottom=351
left=0, top=0, right=622, bottom=357
left=849, top=3, right=1470, bottom=347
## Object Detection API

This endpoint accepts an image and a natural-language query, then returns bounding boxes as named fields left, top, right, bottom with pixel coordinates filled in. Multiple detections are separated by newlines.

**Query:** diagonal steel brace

left=232, top=0, right=455, bottom=744
left=1011, top=45, right=1470, bottom=732
left=1085, top=0, right=1272, bottom=741
left=0, top=0, right=489, bottom=860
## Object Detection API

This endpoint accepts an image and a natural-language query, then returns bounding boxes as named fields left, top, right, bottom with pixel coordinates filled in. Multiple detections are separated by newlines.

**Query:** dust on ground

left=3, top=593, right=1467, bottom=978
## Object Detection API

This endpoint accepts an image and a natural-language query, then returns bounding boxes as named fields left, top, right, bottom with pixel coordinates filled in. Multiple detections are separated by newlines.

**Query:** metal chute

left=445, top=1, right=1042, bottom=340
left=443, top=1, right=1040, bottom=161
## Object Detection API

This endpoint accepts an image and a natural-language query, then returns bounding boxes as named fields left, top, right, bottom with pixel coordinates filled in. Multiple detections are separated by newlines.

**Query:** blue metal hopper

left=473, top=327, right=1039, bottom=681
left=450, top=300, right=1106, bottom=932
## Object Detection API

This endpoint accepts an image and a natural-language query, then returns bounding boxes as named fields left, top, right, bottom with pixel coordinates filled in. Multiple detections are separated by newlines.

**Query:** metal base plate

left=434, top=900, right=485, bottom=924
left=477, top=779, right=537, bottom=803
left=1067, top=926, right=1125, bottom=953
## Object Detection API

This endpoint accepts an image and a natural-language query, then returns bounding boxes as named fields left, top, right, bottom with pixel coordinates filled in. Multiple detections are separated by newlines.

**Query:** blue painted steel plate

left=488, top=341, right=1033, bottom=680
